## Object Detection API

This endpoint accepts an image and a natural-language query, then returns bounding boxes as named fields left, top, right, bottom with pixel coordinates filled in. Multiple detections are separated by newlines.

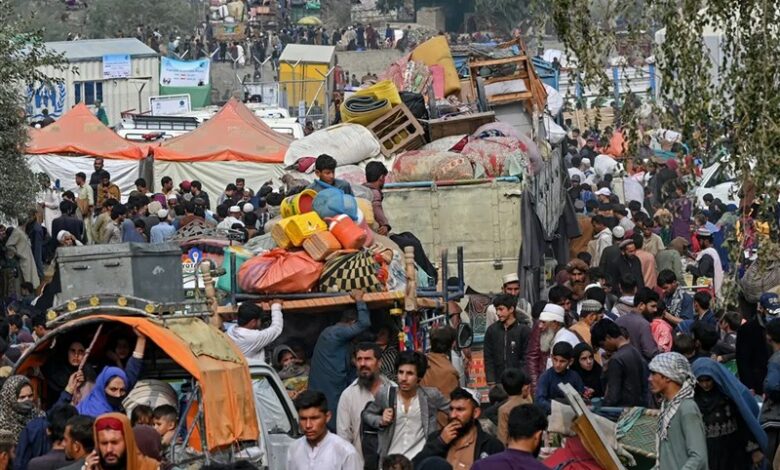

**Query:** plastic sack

left=313, top=187, right=359, bottom=221
left=239, top=249, right=323, bottom=294
left=391, top=150, right=474, bottom=182
left=544, top=84, right=564, bottom=115
left=594, top=154, right=620, bottom=178
left=237, top=255, right=275, bottom=292
left=740, top=261, right=780, bottom=303
left=284, top=124, right=381, bottom=167
left=410, top=36, right=461, bottom=96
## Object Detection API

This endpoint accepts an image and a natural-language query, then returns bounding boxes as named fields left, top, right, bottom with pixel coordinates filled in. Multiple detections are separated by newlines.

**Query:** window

left=252, top=376, right=295, bottom=435
left=73, top=81, right=104, bottom=105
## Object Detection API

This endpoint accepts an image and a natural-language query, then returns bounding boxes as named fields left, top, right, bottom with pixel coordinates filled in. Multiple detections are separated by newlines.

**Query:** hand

left=377, top=226, right=389, bottom=236
left=583, top=387, right=595, bottom=399
left=263, top=299, right=283, bottom=310
left=84, top=450, right=99, bottom=470
left=751, top=450, right=764, bottom=466
left=0, top=451, right=9, bottom=470
left=350, top=289, right=364, bottom=302
left=440, top=420, right=462, bottom=445
left=65, top=370, right=85, bottom=394
left=380, top=408, right=394, bottom=426
left=133, top=326, right=145, bottom=339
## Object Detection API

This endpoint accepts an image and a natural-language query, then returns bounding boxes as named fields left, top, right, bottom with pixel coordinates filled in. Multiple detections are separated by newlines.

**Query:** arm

left=332, top=297, right=370, bottom=341
left=516, top=325, right=531, bottom=372
left=764, top=360, right=780, bottom=402
left=124, top=334, right=146, bottom=389
left=411, top=432, right=449, bottom=466
left=336, top=391, right=355, bottom=445
left=483, top=328, right=497, bottom=384
left=534, top=372, right=552, bottom=414
left=244, top=304, right=284, bottom=353
left=602, top=357, right=623, bottom=406
left=679, top=406, right=709, bottom=470
left=639, top=324, right=659, bottom=360
left=361, top=398, right=386, bottom=430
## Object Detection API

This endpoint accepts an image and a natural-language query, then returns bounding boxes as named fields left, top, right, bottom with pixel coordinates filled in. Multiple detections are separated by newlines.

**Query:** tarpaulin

left=27, top=154, right=142, bottom=200
left=26, top=103, right=147, bottom=160
left=154, top=98, right=291, bottom=163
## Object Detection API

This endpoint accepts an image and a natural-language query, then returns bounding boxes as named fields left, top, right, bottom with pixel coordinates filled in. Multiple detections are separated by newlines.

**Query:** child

left=153, top=404, right=178, bottom=448
left=535, top=342, right=584, bottom=414
left=307, top=154, right=354, bottom=195
left=713, top=311, right=740, bottom=363
left=651, top=299, right=674, bottom=352
left=131, top=404, right=154, bottom=426
left=498, top=368, right=533, bottom=444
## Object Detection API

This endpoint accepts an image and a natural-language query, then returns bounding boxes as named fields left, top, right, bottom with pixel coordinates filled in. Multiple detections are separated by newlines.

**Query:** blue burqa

left=76, top=366, right=128, bottom=417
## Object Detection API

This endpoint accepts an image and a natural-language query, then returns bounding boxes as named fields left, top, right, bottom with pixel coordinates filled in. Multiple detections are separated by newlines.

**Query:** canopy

left=154, top=98, right=291, bottom=163
left=26, top=103, right=147, bottom=160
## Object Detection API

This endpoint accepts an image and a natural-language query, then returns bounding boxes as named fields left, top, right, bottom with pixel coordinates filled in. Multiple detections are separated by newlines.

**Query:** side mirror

left=456, top=323, right=473, bottom=349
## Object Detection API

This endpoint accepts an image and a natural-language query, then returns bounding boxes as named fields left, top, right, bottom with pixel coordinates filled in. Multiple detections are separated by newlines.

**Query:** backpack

left=361, top=386, right=396, bottom=470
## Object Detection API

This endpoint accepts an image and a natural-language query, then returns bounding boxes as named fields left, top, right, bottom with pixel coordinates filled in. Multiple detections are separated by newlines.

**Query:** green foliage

left=85, top=0, right=200, bottom=40
left=473, top=0, right=530, bottom=35
left=0, top=0, right=65, bottom=221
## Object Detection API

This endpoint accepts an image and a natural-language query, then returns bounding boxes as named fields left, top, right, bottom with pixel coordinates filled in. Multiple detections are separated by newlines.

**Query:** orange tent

left=154, top=98, right=291, bottom=163
left=26, top=103, right=147, bottom=160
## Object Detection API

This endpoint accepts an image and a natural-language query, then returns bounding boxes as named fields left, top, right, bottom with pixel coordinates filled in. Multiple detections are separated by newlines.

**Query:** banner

left=150, top=94, right=192, bottom=116
left=103, top=54, right=131, bottom=79
left=160, top=57, right=211, bottom=87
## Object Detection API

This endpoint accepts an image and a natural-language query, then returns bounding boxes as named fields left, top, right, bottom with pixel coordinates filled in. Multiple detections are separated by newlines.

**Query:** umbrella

left=297, top=16, right=322, bottom=26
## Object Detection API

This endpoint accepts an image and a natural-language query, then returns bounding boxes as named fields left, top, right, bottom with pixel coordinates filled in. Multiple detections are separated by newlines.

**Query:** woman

left=669, top=181, right=692, bottom=242
left=570, top=343, right=603, bottom=399
left=57, top=230, right=82, bottom=247
left=41, top=340, right=93, bottom=407
left=0, top=375, right=45, bottom=445
left=692, top=358, right=767, bottom=469
left=76, top=366, right=129, bottom=417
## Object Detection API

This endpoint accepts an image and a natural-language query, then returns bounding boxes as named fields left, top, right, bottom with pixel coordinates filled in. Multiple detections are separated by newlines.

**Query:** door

left=250, top=365, right=300, bottom=470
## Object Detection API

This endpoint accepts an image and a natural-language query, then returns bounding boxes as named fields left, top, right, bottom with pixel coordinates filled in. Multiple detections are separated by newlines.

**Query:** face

left=101, top=176, right=110, bottom=186
left=641, top=301, right=658, bottom=317
left=164, top=181, right=173, bottom=191
left=570, top=270, right=585, bottom=284
left=236, top=180, right=245, bottom=190
left=557, top=297, right=572, bottom=312
left=660, top=281, right=678, bottom=296
left=279, top=351, right=295, bottom=368
left=448, top=399, right=478, bottom=429
left=697, top=376, right=714, bottom=392
left=17, top=385, right=34, bottom=402
left=114, top=339, right=131, bottom=360
left=503, top=282, right=521, bottom=297
left=97, top=430, right=126, bottom=465
left=298, top=407, right=330, bottom=443
left=396, top=364, right=420, bottom=393
left=578, top=350, right=594, bottom=371
left=551, top=355, right=571, bottom=374
left=622, top=244, right=636, bottom=257
left=649, top=372, right=672, bottom=394
left=94, top=159, right=104, bottom=171
left=153, top=417, right=175, bottom=439
left=316, top=169, right=335, bottom=185
left=642, top=225, right=652, bottom=237
left=495, top=305, right=516, bottom=324
left=63, top=426, right=80, bottom=459
left=105, top=377, right=127, bottom=398
left=355, top=349, right=379, bottom=378
left=34, top=325, right=46, bottom=338
left=68, top=342, right=86, bottom=367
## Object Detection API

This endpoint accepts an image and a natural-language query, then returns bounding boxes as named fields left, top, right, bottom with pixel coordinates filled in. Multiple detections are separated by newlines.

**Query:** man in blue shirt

left=534, top=342, right=584, bottom=414
left=150, top=210, right=176, bottom=243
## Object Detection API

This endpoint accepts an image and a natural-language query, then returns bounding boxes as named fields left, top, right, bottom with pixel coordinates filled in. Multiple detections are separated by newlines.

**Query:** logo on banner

left=26, top=82, right=66, bottom=120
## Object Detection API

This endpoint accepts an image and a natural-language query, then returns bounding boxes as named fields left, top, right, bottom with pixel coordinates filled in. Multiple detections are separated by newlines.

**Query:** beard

left=357, top=369, right=378, bottom=389
left=533, top=437, right=543, bottom=457
left=455, top=418, right=474, bottom=437
left=539, top=329, right=555, bottom=353
left=100, top=452, right=127, bottom=469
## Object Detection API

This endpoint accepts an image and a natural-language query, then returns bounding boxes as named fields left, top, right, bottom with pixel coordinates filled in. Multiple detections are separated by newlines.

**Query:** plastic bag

left=239, top=249, right=323, bottom=294
left=391, top=150, right=474, bottom=182
left=284, top=124, right=380, bottom=167
left=313, top=187, right=359, bottom=221
left=237, top=255, right=275, bottom=292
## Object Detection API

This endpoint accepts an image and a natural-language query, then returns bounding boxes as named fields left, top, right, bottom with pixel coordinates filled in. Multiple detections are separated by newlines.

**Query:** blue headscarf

left=692, top=358, right=768, bottom=453
left=76, top=366, right=128, bottom=418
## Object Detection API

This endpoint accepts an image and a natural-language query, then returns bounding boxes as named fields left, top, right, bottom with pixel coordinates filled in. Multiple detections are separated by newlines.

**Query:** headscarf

left=693, top=358, right=768, bottom=452
left=133, top=424, right=163, bottom=461
left=570, top=343, right=603, bottom=397
left=77, top=366, right=128, bottom=417
left=649, top=352, right=695, bottom=443
left=0, top=375, right=45, bottom=443
left=94, top=413, right=160, bottom=470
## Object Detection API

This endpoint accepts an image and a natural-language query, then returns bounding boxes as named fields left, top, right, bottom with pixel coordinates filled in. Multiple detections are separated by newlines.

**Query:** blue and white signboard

left=103, top=54, right=132, bottom=79
left=160, top=58, right=210, bottom=87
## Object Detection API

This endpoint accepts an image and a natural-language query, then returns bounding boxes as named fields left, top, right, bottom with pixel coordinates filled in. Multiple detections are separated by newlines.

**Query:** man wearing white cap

left=589, top=215, right=613, bottom=267
left=150, top=209, right=176, bottom=243
left=483, top=294, right=531, bottom=387
left=500, top=273, right=532, bottom=326
left=539, top=303, right=580, bottom=370
left=217, top=205, right=245, bottom=230
left=595, top=187, right=612, bottom=204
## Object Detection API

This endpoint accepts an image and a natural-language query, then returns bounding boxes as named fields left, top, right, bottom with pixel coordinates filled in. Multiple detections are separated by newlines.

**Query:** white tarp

left=284, top=123, right=380, bottom=167
left=153, top=161, right=286, bottom=206
left=27, top=154, right=142, bottom=200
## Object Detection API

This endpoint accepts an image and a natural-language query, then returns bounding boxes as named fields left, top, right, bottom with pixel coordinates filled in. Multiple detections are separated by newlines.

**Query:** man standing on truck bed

left=226, top=300, right=283, bottom=364
left=364, top=162, right=437, bottom=281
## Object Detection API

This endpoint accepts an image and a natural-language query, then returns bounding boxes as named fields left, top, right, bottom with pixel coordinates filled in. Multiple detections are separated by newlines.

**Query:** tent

left=153, top=99, right=289, bottom=203
left=26, top=104, right=147, bottom=198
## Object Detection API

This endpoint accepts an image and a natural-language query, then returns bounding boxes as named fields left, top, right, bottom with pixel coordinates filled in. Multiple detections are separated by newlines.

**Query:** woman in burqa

left=77, top=367, right=129, bottom=418
left=692, top=357, right=768, bottom=469
left=0, top=375, right=45, bottom=446
left=570, top=343, right=604, bottom=399
left=41, top=339, right=96, bottom=408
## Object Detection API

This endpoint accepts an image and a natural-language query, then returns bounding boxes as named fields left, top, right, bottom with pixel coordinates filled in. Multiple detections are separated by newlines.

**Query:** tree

left=85, top=0, right=200, bottom=40
left=0, top=0, right=64, bottom=221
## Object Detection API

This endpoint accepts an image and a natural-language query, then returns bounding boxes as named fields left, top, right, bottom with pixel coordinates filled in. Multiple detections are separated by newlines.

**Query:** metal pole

left=230, top=251, right=237, bottom=306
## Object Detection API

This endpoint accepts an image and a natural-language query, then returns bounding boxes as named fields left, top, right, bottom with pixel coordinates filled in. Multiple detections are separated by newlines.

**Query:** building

left=278, top=44, right=334, bottom=122
left=27, top=38, right=160, bottom=126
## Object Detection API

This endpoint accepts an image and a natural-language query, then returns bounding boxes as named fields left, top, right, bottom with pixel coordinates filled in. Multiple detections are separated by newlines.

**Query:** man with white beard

left=539, top=304, right=581, bottom=369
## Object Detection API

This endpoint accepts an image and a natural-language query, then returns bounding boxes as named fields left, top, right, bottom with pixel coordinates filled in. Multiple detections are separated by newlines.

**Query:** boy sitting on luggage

left=307, top=154, right=354, bottom=195
left=534, top=342, right=584, bottom=414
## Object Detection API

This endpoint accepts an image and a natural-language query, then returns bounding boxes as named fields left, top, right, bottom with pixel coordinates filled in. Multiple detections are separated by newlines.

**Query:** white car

left=694, top=162, right=739, bottom=209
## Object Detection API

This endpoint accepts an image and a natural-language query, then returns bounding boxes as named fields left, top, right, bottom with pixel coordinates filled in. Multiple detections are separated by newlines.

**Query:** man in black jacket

left=412, top=388, right=503, bottom=467
left=484, top=294, right=531, bottom=387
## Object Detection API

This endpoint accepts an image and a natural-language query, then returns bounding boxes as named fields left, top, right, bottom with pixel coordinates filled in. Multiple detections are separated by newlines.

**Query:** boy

left=307, top=154, right=354, bottom=195
left=713, top=311, right=740, bottom=363
left=153, top=405, right=178, bottom=448
left=650, top=299, right=674, bottom=353
left=534, top=342, right=584, bottom=414
left=498, top=368, right=533, bottom=444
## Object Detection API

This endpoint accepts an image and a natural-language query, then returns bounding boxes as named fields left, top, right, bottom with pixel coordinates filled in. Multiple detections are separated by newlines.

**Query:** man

left=420, top=326, right=460, bottom=400
left=412, top=388, right=504, bottom=468
left=500, top=273, right=532, bottom=325
left=613, top=204, right=635, bottom=232
left=89, top=412, right=159, bottom=470
left=103, top=204, right=127, bottom=244
left=52, top=201, right=85, bottom=245
left=483, top=294, right=531, bottom=386
left=88, top=158, right=109, bottom=197
left=160, top=176, right=175, bottom=199
left=496, top=369, right=532, bottom=445
left=615, top=287, right=659, bottom=361
left=95, top=173, right=121, bottom=211
left=92, top=199, right=117, bottom=244
left=308, top=154, right=354, bottom=195
left=217, top=183, right=238, bottom=206
left=656, top=237, right=688, bottom=283
left=337, top=343, right=394, bottom=465
left=648, top=352, right=708, bottom=469
left=609, top=239, right=645, bottom=293
left=570, top=200, right=594, bottom=260
left=737, top=292, right=779, bottom=393
left=149, top=210, right=175, bottom=244
left=27, top=404, right=78, bottom=469
left=129, top=178, right=148, bottom=200
left=595, top=187, right=612, bottom=205
left=632, top=234, right=657, bottom=289
left=288, top=391, right=362, bottom=470
left=309, top=290, right=371, bottom=430
left=678, top=292, right=717, bottom=334
left=75, top=172, right=94, bottom=240
left=589, top=215, right=612, bottom=267
left=226, top=300, right=283, bottom=363
left=471, top=404, right=549, bottom=470
left=538, top=304, right=579, bottom=370
left=687, top=228, right=723, bottom=297
left=569, top=299, right=602, bottom=347
left=189, top=181, right=210, bottom=209
left=40, top=108, right=56, bottom=127
left=760, top=320, right=780, bottom=462
left=60, top=415, right=95, bottom=470
left=446, top=301, right=471, bottom=386
left=217, top=205, right=244, bottom=230
left=361, top=351, right=449, bottom=461
left=658, top=270, right=695, bottom=329
left=637, top=216, right=665, bottom=256
left=591, top=319, right=649, bottom=407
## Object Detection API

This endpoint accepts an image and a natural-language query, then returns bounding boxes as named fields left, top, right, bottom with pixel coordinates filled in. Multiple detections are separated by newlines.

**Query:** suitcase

left=303, top=231, right=342, bottom=261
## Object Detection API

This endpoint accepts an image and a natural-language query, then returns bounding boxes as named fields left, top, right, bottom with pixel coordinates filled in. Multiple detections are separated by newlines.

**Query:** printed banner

left=160, top=57, right=211, bottom=87
left=103, top=54, right=131, bottom=79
